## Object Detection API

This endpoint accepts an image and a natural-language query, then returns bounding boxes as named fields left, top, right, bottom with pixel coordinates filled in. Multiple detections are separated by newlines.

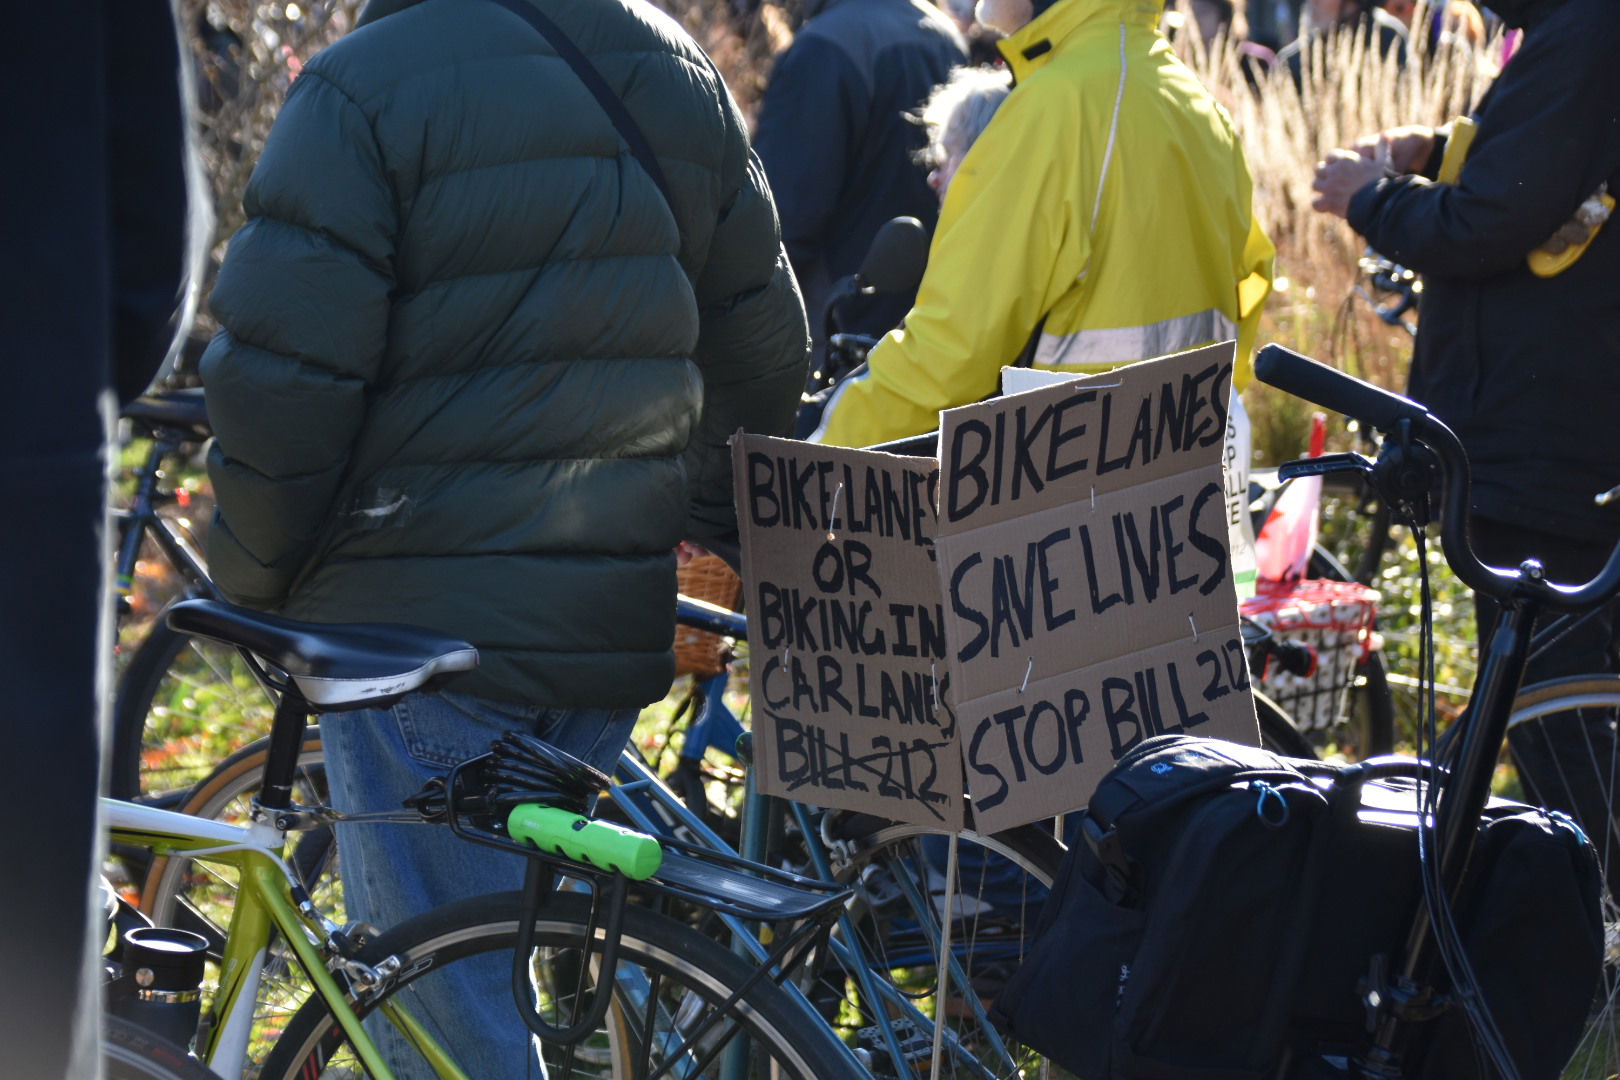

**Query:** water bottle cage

left=103, top=967, right=140, bottom=1007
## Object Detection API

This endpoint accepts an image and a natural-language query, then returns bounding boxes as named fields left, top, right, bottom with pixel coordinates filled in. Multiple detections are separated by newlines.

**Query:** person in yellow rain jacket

left=810, top=0, right=1274, bottom=448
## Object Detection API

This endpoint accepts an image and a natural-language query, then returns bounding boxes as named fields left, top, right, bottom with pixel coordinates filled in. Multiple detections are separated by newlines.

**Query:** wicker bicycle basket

left=673, top=553, right=743, bottom=679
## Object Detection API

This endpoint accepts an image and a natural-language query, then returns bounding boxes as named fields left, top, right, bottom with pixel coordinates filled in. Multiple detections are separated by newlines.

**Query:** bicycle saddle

left=122, top=388, right=210, bottom=440
left=165, top=598, right=478, bottom=709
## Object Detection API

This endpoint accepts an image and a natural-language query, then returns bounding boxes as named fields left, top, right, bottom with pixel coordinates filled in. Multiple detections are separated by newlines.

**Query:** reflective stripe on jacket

left=813, top=0, right=1273, bottom=448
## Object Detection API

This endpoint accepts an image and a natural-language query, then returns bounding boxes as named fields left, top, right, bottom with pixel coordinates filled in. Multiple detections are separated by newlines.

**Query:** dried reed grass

left=1171, top=2, right=1502, bottom=456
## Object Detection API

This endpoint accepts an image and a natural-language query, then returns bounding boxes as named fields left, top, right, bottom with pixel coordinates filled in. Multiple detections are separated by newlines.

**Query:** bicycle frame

left=1258, top=343, right=1620, bottom=1076
left=665, top=595, right=1076, bottom=1078
left=610, top=745, right=1024, bottom=1080
left=113, top=409, right=215, bottom=606
left=106, top=797, right=467, bottom=1080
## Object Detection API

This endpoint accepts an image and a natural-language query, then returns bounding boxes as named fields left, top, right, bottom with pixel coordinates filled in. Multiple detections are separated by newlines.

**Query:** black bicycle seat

left=123, top=389, right=210, bottom=441
left=165, top=598, right=478, bottom=710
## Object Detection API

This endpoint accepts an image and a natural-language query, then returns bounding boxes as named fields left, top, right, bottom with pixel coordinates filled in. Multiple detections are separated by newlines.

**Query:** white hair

left=919, top=65, right=1013, bottom=164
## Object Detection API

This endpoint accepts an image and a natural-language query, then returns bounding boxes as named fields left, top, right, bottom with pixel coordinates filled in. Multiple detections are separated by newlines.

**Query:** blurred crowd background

left=173, top=0, right=1505, bottom=462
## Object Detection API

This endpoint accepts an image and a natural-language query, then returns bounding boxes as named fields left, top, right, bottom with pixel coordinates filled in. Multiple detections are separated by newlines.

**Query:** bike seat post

left=256, top=682, right=314, bottom=826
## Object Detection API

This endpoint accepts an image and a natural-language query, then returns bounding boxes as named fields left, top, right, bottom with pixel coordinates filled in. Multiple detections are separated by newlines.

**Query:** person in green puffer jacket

left=199, top=0, right=807, bottom=1070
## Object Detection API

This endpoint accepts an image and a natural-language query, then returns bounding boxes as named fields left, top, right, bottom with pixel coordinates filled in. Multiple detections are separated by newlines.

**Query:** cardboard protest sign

left=1003, top=362, right=1259, bottom=600
left=732, top=435, right=963, bottom=830
left=935, top=343, right=1259, bottom=833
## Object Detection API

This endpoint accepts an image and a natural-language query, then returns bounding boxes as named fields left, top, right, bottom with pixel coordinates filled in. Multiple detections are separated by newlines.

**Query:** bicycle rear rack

left=436, top=752, right=852, bottom=1052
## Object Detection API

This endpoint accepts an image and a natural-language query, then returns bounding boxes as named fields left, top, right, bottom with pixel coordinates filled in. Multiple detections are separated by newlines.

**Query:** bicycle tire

left=1504, top=675, right=1620, bottom=1080
left=111, top=617, right=278, bottom=803
left=257, top=889, right=862, bottom=1080
left=1349, top=647, right=1397, bottom=757
left=813, top=816, right=1062, bottom=1078
left=1257, top=690, right=1317, bottom=759
left=105, top=1016, right=220, bottom=1080
left=110, top=619, right=188, bottom=801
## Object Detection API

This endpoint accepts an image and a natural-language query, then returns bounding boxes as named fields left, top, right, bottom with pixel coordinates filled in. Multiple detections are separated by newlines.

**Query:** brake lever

left=1370, top=419, right=1441, bottom=529
left=1277, top=452, right=1375, bottom=483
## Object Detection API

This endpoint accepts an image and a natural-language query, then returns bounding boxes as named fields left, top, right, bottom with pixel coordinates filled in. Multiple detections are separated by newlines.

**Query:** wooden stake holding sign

left=732, top=343, right=1259, bottom=835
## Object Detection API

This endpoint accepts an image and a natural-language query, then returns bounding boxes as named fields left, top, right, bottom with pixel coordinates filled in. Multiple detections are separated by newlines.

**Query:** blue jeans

left=322, top=690, right=640, bottom=1079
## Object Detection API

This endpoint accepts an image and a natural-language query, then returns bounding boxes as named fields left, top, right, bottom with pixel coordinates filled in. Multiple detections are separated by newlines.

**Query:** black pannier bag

left=990, top=733, right=1603, bottom=1080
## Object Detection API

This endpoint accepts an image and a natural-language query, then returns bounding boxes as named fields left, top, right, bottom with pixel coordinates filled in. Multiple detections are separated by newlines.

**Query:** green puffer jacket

left=201, top=0, right=808, bottom=708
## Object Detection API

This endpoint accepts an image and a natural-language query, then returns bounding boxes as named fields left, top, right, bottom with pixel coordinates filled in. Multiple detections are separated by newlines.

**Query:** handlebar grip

left=1253, top=345, right=1427, bottom=431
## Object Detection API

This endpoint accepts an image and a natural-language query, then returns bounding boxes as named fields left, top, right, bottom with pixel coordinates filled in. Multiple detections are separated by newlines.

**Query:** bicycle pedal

left=857, top=1017, right=934, bottom=1062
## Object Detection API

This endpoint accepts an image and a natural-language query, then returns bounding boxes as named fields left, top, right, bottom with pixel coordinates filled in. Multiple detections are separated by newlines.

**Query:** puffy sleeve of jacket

left=684, top=70, right=810, bottom=540
left=1346, top=11, right=1620, bottom=279
left=811, top=78, right=1087, bottom=448
left=200, top=70, right=395, bottom=609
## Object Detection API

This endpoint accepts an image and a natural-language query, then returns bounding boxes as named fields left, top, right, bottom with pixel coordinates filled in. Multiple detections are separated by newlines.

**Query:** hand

left=675, top=540, right=710, bottom=567
left=1312, top=149, right=1387, bottom=219
left=1351, top=125, right=1435, bottom=174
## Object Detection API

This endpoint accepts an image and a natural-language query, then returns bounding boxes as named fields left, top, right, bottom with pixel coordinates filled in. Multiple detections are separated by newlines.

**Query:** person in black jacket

left=1312, top=0, right=1620, bottom=861
left=753, top=0, right=966, bottom=376
left=1, top=1, right=195, bottom=1073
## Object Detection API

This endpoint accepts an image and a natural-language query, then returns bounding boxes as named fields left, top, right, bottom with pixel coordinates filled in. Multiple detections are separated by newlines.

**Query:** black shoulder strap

left=481, top=0, right=675, bottom=212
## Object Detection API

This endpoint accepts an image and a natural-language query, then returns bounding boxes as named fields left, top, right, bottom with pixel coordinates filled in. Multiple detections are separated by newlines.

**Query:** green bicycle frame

left=106, top=796, right=468, bottom=1080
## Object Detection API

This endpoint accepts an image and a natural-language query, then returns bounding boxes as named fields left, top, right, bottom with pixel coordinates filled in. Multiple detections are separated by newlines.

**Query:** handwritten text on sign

left=935, top=344, right=1259, bottom=833
left=733, top=436, right=964, bottom=830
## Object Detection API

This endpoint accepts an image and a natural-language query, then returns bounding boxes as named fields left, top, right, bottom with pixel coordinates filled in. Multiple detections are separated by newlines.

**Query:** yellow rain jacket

left=813, top=0, right=1274, bottom=448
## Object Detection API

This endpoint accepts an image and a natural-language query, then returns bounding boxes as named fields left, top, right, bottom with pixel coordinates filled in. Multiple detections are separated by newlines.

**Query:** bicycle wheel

left=814, top=816, right=1065, bottom=1079
left=111, top=617, right=278, bottom=802
left=1345, top=647, right=1397, bottom=757
left=1257, top=690, right=1318, bottom=759
left=1504, top=676, right=1620, bottom=1080
left=257, top=889, right=860, bottom=1080
left=105, top=1016, right=221, bottom=1080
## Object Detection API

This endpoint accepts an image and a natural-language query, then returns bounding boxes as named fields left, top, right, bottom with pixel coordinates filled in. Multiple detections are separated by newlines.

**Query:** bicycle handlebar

left=1254, top=345, right=1428, bottom=432
left=676, top=595, right=747, bottom=638
left=1254, top=344, right=1620, bottom=614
